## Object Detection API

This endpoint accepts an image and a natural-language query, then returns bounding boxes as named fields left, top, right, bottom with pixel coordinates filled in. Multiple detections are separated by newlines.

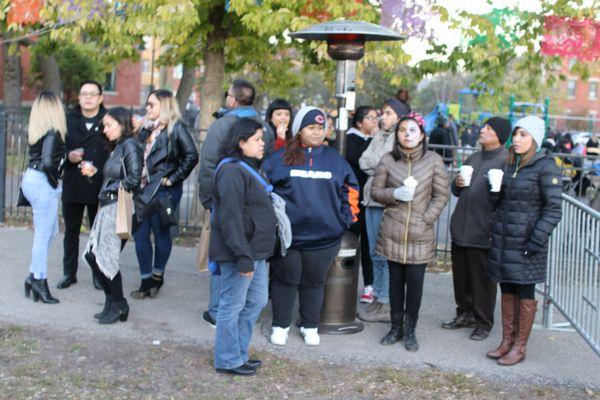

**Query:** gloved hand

left=393, top=186, right=415, bottom=202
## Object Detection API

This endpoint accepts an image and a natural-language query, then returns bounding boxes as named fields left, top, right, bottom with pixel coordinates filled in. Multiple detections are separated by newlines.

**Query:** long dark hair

left=351, top=105, right=375, bottom=129
left=266, top=98, right=292, bottom=139
left=283, top=135, right=306, bottom=166
left=218, top=117, right=263, bottom=160
left=105, top=107, right=135, bottom=146
left=391, top=115, right=427, bottom=161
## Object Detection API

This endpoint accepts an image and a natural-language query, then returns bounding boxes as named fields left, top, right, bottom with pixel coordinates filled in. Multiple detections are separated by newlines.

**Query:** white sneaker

left=270, top=326, right=289, bottom=346
left=300, top=327, right=320, bottom=346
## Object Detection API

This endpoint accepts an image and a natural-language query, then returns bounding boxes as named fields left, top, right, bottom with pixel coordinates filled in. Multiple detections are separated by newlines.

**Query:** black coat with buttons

left=487, top=149, right=563, bottom=285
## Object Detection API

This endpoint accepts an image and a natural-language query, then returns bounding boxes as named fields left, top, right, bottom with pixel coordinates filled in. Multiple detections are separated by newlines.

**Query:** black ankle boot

left=404, top=314, right=419, bottom=352
left=98, top=299, right=129, bottom=324
left=94, top=295, right=112, bottom=320
left=24, top=273, right=34, bottom=297
left=381, top=313, right=404, bottom=345
left=31, top=278, right=59, bottom=304
left=151, top=273, right=164, bottom=292
left=130, top=278, right=157, bottom=299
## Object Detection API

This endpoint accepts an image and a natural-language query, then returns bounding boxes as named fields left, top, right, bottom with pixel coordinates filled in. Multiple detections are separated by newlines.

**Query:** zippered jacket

left=262, top=145, right=360, bottom=250
left=450, top=147, right=507, bottom=249
left=371, top=146, right=450, bottom=264
left=487, top=150, right=562, bottom=284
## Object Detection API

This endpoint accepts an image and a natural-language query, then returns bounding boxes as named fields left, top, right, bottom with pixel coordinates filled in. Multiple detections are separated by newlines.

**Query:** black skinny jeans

left=270, top=244, right=340, bottom=329
left=388, top=262, right=427, bottom=320
left=500, top=282, right=535, bottom=300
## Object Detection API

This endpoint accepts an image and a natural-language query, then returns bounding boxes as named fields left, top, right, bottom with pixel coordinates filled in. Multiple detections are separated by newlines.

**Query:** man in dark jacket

left=197, top=79, right=274, bottom=327
left=58, top=80, right=109, bottom=290
left=429, top=116, right=454, bottom=166
left=443, top=117, right=511, bottom=340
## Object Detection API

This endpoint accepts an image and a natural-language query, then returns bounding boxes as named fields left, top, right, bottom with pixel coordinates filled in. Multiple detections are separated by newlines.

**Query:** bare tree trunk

left=176, top=65, right=196, bottom=112
left=198, top=4, right=226, bottom=140
left=2, top=38, right=22, bottom=111
left=36, top=53, right=61, bottom=96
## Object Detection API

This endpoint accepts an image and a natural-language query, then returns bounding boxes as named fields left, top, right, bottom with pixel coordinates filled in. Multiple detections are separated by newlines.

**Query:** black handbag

left=17, top=149, right=31, bottom=207
left=157, top=194, right=178, bottom=227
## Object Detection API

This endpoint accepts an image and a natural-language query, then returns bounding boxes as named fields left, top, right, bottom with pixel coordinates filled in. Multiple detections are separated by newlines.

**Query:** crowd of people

left=20, top=79, right=564, bottom=377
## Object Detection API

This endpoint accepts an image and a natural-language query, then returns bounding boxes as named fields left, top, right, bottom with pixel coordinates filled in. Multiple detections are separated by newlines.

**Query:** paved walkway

left=0, top=226, right=598, bottom=389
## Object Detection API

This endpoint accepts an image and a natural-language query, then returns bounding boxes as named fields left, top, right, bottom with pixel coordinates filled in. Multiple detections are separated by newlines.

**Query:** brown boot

left=498, top=299, right=537, bottom=366
left=487, top=294, right=518, bottom=359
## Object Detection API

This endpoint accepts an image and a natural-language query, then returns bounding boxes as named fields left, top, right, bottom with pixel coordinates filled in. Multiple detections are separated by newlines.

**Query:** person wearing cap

left=371, top=112, right=450, bottom=352
left=357, top=98, right=406, bottom=323
left=262, top=106, right=360, bottom=347
left=486, top=115, right=562, bottom=366
left=443, top=117, right=511, bottom=341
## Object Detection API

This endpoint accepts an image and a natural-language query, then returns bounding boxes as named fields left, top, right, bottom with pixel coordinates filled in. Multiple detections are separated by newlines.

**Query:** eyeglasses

left=80, top=91, right=100, bottom=97
left=363, top=115, right=378, bottom=120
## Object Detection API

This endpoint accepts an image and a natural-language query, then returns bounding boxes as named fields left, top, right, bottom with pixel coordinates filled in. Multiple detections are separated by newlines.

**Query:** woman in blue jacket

left=211, top=118, right=277, bottom=376
left=262, top=106, right=360, bottom=347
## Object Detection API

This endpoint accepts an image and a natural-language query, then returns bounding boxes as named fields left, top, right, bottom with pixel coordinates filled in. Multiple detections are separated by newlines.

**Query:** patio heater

left=290, top=21, right=405, bottom=334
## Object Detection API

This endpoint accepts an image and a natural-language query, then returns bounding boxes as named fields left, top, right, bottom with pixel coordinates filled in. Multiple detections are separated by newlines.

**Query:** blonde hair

left=149, top=89, right=182, bottom=135
left=28, top=91, right=67, bottom=145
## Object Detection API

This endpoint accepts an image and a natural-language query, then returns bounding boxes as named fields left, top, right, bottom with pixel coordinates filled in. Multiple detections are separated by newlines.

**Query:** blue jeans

left=133, top=184, right=183, bottom=278
left=22, top=169, right=60, bottom=279
left=208, top=273, right=221, bottom=320
left=365, top=206, right=389, bottom=304
left=214, top=260, right=268, bottom=370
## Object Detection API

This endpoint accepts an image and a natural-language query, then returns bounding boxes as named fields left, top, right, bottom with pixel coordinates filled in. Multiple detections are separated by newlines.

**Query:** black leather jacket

left=137, top=120, right=198, bottom=186
left=98, top=137, right=143, bottom=206
left=27, top=130, right=66, bottom=188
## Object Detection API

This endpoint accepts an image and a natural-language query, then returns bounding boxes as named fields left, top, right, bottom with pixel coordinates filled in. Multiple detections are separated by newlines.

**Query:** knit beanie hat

left=484, top=117, right=511, bottom=145
left=384, top=98, right=409, bottom=119
left=514, top=116, right=545, bottom=149
left=291, top=106, right=327, bottom=137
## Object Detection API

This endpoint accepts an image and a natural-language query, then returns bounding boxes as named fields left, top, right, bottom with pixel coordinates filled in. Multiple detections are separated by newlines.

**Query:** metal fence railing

left=542, top=194, right=600, bottom=357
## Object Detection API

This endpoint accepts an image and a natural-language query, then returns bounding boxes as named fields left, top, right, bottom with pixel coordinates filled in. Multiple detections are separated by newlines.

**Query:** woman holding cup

left=371, top=113, right=450, bottom=351
left=486, top=116, right=562, bottom=366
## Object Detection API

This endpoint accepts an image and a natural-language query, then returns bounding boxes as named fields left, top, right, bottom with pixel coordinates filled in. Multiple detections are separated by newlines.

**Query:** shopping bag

left=115, top=185, right=133, bottom=240
left=197, top=209, right=211, bottom=272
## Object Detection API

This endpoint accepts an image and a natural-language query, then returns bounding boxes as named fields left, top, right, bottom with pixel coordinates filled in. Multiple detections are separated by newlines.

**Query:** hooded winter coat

left=487, top=149, right=563, bottom=284
left=371, top=144, right=450, bottom=265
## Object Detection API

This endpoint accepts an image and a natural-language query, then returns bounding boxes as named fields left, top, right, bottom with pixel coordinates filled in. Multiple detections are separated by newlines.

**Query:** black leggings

left=500, top=283, right=535, bottom=300
left=388, top=262, right=426, bottom=319
left=87, top=240, right=127, bottom=302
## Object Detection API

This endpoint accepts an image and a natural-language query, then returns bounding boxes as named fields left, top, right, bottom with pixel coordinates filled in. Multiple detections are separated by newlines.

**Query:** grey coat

left=450, top=147, right=507, bottom=249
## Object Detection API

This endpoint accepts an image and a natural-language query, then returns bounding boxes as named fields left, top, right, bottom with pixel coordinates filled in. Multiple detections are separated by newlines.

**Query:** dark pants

left=87, top=241, right=126, bottom=301
left=133, top=184, right=183, bottom=278
left=388, top=262, right=426, bottom=319
left=349, top=204, right=373, bottom=287
left=270, top=244, right=340, bottom=329
left=63, top=202, right=98, bottom=277
left=500, top=283, right=535, bottom=300
left=451, top=243, right=497, bottom=331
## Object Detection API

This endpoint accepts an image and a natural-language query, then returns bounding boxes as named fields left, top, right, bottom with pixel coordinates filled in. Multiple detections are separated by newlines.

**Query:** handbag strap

left=215, top=157, right=272, bottom=194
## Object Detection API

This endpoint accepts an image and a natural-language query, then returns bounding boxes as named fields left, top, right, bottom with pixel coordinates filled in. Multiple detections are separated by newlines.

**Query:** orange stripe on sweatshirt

left=347, top=184, right=360, bottom=222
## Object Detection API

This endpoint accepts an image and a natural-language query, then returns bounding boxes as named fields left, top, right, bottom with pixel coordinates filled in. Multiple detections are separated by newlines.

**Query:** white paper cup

left=403, top=177, right=418, bottom=201
left=459, top=165, right=474, bottom=186
left=488, top=169, right=504, bottom=192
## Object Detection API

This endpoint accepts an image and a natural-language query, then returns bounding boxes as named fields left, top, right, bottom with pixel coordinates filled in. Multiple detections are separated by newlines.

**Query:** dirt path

left=0, top=323, right=597, bottom=400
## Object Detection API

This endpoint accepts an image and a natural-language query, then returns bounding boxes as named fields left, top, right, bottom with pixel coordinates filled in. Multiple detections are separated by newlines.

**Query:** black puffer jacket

left=27, top=130, right=66, bottom=188
left=137, top=120, right=199, bottom=187
left=488, top=150, right=562, bottom=284
left=98, top=137, right=143, bottom=206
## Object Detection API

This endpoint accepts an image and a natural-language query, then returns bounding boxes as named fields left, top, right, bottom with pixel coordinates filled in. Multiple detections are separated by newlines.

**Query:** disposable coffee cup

left=403, top=176, right=418, bottom=201
left=488, top=169, right=504, bottom=192
left=459, top=165, right=474, bottom=186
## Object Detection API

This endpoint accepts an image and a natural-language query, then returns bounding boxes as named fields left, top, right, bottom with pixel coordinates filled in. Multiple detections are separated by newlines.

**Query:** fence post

left=0, top=112, right=6, bottom=223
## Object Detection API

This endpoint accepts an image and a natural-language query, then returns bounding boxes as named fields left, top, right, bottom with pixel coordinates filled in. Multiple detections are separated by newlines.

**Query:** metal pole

left=334, top=60, right=356, bottom=157
left=0, top=112, right=6, bottom=223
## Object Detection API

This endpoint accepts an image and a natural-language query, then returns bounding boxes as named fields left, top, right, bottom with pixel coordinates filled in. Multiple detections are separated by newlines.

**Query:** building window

left=104, top=69, right=117, bottom=92
left=567, top=80, right=576, bottom=98
left=590, top=82, right=598, bottom=100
